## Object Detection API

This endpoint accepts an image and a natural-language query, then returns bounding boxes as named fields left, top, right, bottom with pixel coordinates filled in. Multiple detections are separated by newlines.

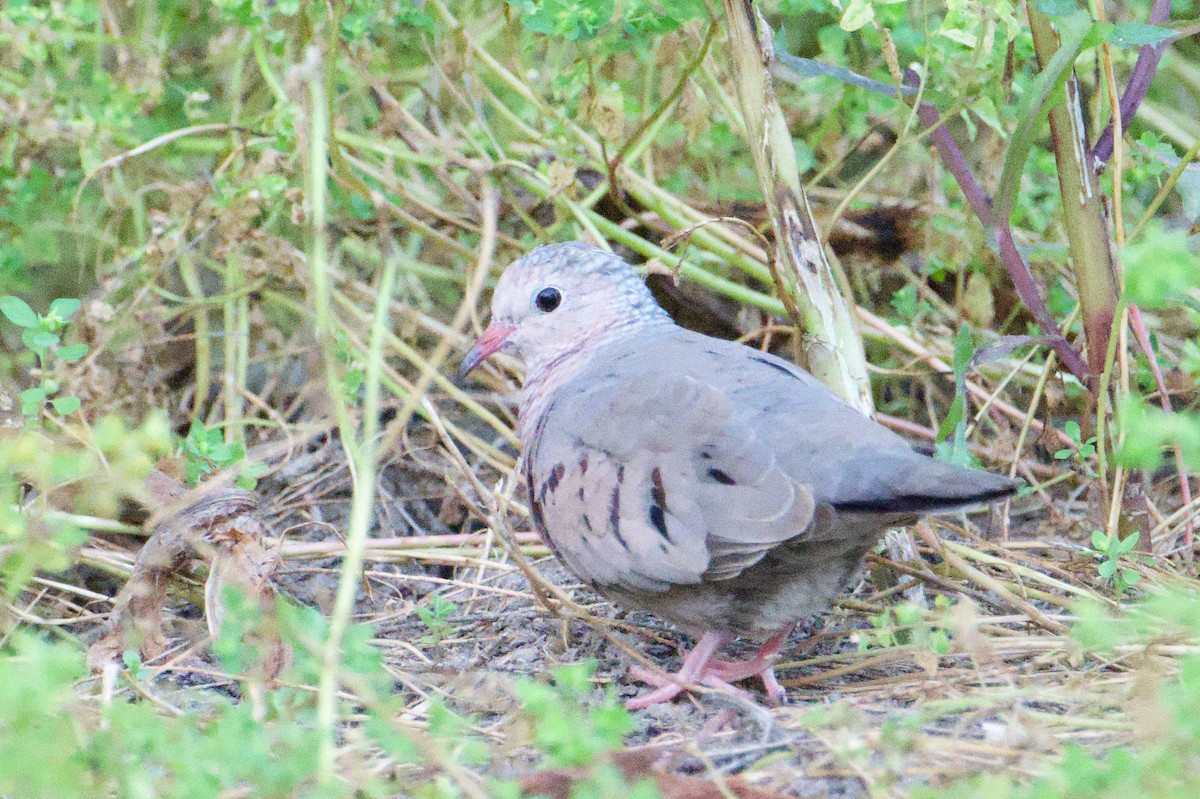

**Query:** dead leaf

left=88, top=475, right=289, bottom=682
left=962, top=270, right=995, bottom=327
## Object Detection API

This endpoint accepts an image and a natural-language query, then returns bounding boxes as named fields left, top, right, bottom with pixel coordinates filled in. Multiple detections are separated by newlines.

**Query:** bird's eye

left=534, top=286, right=562, bottom=313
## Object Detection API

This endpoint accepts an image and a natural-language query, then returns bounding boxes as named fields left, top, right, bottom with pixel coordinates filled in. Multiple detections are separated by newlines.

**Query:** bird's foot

left=624, top=630, right=734, bottom=710
left=705, top=657, right=786, bottom=705
left=624, top=627, right=794, bottom=709
left=702, top=624, right=793, bottom=705
left=626, top=663, right=755, bottom=709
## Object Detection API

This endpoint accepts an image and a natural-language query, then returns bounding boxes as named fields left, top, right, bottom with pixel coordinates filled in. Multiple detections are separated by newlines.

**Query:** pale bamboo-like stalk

left=1026, top=9, right=1120, bottom=394
left=719, top=0, right=871, bottom=410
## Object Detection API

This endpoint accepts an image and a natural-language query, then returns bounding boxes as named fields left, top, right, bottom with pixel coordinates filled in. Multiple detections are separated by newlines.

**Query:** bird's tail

left=830, top=454, right=1020, bottom=516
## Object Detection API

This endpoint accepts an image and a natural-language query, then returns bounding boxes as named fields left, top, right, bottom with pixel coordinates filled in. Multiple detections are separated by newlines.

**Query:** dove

left=459, top=242, right=1017, bottom=709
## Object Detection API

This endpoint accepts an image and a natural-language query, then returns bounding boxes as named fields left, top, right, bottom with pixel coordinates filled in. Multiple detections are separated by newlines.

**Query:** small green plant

left=512, top=661, right=634, bottom=768
left=333, top=329, right=365, bottom=406
left=1087, top=530, right=1150, bottom=594
left=181, top=419, right=266, bottom=489
left=1054, top=420, right=1098, bottom=476
left=415, top=594, right=458, bottom=649
left=857, top=596, right=953, bottom=654
left=182, top=419, right=244, bottom=484
left=0, top=295, right=87, bottom=420
left=889, top=284, right=934, bottom=323
left=1, top=414, right=171, bottom=593
left=935, top=326, right=979, bottom=469
left=930, top=587, right=1200, bottom=799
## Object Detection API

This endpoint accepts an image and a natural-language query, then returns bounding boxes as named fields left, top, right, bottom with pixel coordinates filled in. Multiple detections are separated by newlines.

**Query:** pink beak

left=458, top=324, right=516, bottom=380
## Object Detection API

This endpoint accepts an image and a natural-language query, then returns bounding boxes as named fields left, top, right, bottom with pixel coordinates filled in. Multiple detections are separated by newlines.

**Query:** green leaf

left=1116, top=398, right=1200, bottom=471
left=1122, top=569, right=1141, bottom=586
left=839, top=0, right=875, bottom=32
left=1124, top=225, right=1200, bottom=308
left=50, top=396, right=80, bottom=415
left=517, top=0, right=616, bottom=41
left=995, top=11, right=1094, bottom=220
left=1036, top=0, right=1079, bottom=15
left=773, top=36, right=920, bottom=100
left=22, top=329, right=59, bottom=350
left=121, top=649, right=142, bottom=672
left=1102, top=22, right=1175, bottom=49
left=48, top=297, right=81, bottom=321
left=0, top=295, right=39, bottom=328
left=1117, top=531, right=1140, bottom=553
left=890, top=285, right=919, bottom=319
left=1098, top=559, right=1117, bottom=578
left=1064, top=420, right=1082, bottom=444
left=1091, top=529, right=1108, bottom=551
left=56, top=342, right=88, bottom=362
left=951, top=324, right=974, bottom=378
left=936, top=326, right=977, bottom=468
left=19, top=386, right=46, bottom=415
left=236, top=461, right=271, bottom=490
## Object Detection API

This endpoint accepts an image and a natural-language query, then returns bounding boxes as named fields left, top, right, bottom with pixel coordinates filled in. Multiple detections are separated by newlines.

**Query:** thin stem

left=307, top=38, right=362, bottom=786
left=1090, top=0, right=1172, bottom=171
left=905, top=70, right=1091, bottom=387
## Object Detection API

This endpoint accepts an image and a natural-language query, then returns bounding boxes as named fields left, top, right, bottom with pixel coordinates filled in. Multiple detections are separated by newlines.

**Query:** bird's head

left=458, top=242, right=670, bottom=379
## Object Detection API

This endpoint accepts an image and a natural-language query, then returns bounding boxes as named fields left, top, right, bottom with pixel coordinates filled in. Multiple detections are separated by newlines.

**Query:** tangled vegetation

left=2, top=0, right=1199, bottom=796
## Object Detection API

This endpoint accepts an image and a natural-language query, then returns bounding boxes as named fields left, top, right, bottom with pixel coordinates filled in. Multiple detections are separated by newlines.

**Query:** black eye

left=534, top=286, right=562, bottom=313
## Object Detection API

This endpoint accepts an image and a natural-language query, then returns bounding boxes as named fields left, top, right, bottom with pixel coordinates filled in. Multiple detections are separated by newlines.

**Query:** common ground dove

left=460, top=243, right=1017, bottom=709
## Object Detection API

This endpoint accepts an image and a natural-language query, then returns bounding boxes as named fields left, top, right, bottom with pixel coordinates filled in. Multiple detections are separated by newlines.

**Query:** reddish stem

left=1091, top=0, right=1172, bottom=173
left=906, top=70, right=1091, bottom=388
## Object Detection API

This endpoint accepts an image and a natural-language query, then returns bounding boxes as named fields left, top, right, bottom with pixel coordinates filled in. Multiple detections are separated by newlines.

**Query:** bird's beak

left=457, top=324, right=516, bottom=381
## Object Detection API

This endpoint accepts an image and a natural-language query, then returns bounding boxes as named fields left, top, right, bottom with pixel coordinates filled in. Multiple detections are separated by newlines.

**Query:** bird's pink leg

left=625, top=630, right=733, bottom=709
left=704, top=624, right=794, bottom=704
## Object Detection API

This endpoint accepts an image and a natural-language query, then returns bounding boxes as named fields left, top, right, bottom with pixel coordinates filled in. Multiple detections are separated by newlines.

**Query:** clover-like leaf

left=23, top=329, right=59, bottom=350
left=0, top=295, right=39, bottom=328
left=20, top=386, right=47, bottom=415
left=50, top=396, right=81, bottom=415
left=48, top=298, right=82, bottom=323
left=57, top=342, right=89, bottom=362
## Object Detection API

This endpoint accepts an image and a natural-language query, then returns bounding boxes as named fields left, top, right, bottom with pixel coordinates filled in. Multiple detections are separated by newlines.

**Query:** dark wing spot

left=523, top=467, right=547, bottom=527
left=525, top=469, right=545, bottom=530
left=650, top=468, right=668, bottom=511
left=609, top=466, right=629, bottom=550
left=530, top=496, right=546, bottom=531
left=578, top=454, right=588, bottom=475
left=547, top=463, right=564, bottom=493
left=538, top=463, right=565, bottom=504
left=708, top=468, right=737, bottom=485
left=582, top=513, right=592, bottom=532
left=754, top=356, right=801, bottom=381
left=648, top=504, right=670, bottom=541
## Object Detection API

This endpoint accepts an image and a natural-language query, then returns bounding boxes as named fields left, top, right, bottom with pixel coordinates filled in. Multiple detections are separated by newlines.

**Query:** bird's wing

left=690, top=334, right=1020, bottom=518
left=526, top=369, right=815, bottom=594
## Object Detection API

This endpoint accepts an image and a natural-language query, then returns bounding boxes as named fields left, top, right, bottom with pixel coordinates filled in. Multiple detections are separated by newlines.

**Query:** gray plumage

left=524, top=324, right=1014, bottom=638
left=462, top=242, right=1016, bottom=703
